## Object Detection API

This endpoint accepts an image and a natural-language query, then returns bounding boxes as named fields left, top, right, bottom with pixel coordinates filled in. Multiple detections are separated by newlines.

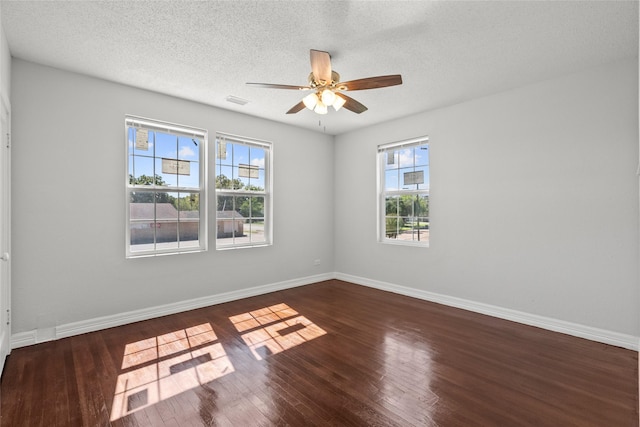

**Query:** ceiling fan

left=247, top=49, right=402, bottom=115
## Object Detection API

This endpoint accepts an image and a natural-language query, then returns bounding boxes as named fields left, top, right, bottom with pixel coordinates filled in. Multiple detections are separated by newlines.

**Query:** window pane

left=154, top=192, right=179, bottom=250
left=216, top=139, right=230, bottom=163
left=217, top=194, right=234, bottom=213
left=415, top=144, right=429, bottom=166
left=385, top=169, right=399, bottom=191
left=417, top=217, right=429, bottom=241
left=129, top=127, right=154, bottom=156
left=253, top=169, right=266, bottom=190
left=127, top=127, right=135, bottom=155
left=247, top=220, right=265, bottom=244
left=385, top=217, right=401, bottom=238
left=130, top=155, right=155, bottom=185
left=402, top=216, right=428, bottom=243
left=397, top=195, right=413, bottom=217
left=216, top=165, right=234, bottom=189
left=217, top=195, right=243, bottom=246
left=416, top=165, right=429, bottom=191
left=249, top=196, right=265, bottom=218
left=216, top=226, right=235, bottom=247
left=129, top=190, right=154, bottom=205
left=178, top=136, right=199, bottom=161
left=154, top=133, right=178, bottom=187
left=398, top=147, right=415, bottom=168
left=235, top=195, right=249, bottom=219
left=129, top=221, right=155, bottom=252
left=400, top=216, right=411, bottom=238
left=155, top=132, right=177, bottom=159
left=248, top=147, right=265, bottom=189
left=385, top=196, right=399, bottom=216
left=222, top=167, right=244, bottom=189
left=414, top=194, right=429, bottom=217
left=232, top=167, right=244, bottom=189
left=237, top=172, right=250, bottom=189
left=177, top=192, right=200, bottom=248
left=177, top=161, right=199, bottom=189
left=384, top=151, right=398, bottom=170
left=232, top=144, right=249, bottom=168
left=130, top=194, right=156, bottom=252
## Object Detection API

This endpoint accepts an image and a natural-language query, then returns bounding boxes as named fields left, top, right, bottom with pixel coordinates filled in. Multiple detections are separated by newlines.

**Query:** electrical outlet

left=313, top=259, right=321, bottom=266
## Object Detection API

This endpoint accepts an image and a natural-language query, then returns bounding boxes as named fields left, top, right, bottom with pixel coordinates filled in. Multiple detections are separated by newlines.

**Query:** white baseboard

left=335, top=273, right=639, bottom=351
left=11, top=272, right=335, bottom=349
left=11, top=271, right=638, bottom=351
left=10, top=330, right=36, bottom=349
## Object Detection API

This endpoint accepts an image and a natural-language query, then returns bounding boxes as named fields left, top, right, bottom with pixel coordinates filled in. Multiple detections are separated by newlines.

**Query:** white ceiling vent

left=226, top=95, right=249, bottom=106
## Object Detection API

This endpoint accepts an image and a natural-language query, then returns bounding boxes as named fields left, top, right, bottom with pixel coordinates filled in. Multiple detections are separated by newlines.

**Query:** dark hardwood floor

left=1, top=280, right=637, bottom=426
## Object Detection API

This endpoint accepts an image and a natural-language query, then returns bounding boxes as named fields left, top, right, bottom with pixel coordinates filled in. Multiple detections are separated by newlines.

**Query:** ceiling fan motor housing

left=308, top=71, right=340, bottom=88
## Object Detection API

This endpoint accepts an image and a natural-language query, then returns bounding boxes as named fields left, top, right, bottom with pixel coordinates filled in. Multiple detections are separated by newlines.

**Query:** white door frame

left=0, top=92, right=11, bottom=375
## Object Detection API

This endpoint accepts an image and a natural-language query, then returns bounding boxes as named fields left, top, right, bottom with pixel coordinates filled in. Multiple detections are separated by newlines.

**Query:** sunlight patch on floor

left=110, top=323, right=234, bottom=421
left=230, top=303, right=326, bottom=360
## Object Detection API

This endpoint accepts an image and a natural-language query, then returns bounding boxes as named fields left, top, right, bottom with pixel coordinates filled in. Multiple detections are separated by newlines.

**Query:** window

left=215, top=133, right=272, bottom=249
left=378, top=137, right=429, bottom=246
left=126, top=116, right=207, bottom=257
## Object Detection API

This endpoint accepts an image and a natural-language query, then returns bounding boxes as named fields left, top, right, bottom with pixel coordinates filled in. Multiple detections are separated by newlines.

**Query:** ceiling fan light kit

left=302, top=89, right=344, bottom=114
left=247, top=49, right=402, bottom=115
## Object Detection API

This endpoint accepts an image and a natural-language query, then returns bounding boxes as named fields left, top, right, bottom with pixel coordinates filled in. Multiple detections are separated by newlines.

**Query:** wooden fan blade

left=337, top=75, right=402, bottom=91
left=310, top=49, right=332, bottom=84
left=336, top=93, right=368, bottom=114
left=286, top=101, right=306, bottom=114
left=247, top=82, right=312, bottom=90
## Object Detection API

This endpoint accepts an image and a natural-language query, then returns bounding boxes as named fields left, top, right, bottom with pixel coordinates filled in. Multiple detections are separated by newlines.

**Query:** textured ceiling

left=1, top=1, right=638, bottom=136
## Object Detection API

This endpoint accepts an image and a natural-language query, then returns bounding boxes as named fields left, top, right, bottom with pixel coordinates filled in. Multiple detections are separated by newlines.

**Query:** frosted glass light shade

left=302, top=93, right=319, bottom=110
left=314, top=101, right=328, bottom=114
left=332, top=95, right=346, bottom=111
left=321, top=89, right=336, bottom=106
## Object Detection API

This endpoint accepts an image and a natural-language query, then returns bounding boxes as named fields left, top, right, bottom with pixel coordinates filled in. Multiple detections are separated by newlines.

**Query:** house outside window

left=126, top=116, right=207, bottom=257
left=378, top=137, right=429, bottom=246
left=215, top=133, right=272, bottom=249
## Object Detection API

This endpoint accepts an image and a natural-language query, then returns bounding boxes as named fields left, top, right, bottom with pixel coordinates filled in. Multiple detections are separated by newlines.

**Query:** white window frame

left=125, top=115, right=207, bottom=258
left=377, top=136, right=430, bottom=246
left=215, top=132, right=272, bottom=249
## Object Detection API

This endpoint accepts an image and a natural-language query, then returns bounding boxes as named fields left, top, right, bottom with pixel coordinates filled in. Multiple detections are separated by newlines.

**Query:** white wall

left=0, top=15, right=9, bottom=101
left=0, top=8, right=11, bottom=372
left=334, top=58, right=639, bottom=337
left=10, top=59, right=334, bottom=335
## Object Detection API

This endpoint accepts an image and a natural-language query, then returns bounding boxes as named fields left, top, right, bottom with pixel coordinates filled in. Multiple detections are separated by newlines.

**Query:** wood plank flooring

left=1, top=280, right=637, bottom=426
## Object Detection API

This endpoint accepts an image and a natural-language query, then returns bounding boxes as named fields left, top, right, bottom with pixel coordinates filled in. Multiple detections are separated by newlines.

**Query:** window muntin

left=215, top=134, right=271, bottom=249
left=126, top=116, right=207, bottom=257
left=378, top=137, right=429, bottom=245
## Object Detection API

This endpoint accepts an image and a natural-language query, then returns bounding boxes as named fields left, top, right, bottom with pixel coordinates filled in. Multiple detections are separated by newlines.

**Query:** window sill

left=215, top=242, right=272, bottom=251
left=379, top=239, right=429, bottom=248
left=126, top=248, right=207, bottom=259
